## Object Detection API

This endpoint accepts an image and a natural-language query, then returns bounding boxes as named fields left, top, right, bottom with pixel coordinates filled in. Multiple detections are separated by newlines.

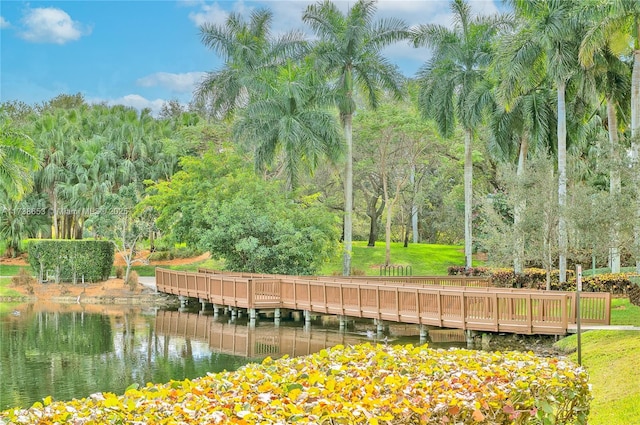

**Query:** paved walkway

left=138, top=276, right=157, bottom=292
left=567, top=324, right=640, bottom=333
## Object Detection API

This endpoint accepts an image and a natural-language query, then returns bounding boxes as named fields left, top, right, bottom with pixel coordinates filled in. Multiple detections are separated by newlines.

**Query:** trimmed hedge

left=27, top=240, right=114, bottom=283
left=0, top=343, right=591, bottom=424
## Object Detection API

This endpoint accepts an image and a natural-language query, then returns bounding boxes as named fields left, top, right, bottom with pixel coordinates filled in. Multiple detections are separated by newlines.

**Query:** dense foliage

left=142, top=146, right=339, bottom=275
left=0, top=343, right=590, bottom=424
left=27, top=240, right=113, bottom=283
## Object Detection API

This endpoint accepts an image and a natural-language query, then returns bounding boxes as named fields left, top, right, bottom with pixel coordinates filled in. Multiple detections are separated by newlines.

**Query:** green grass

left=112, top=258, right=226, bottom=277
left=0, top=265, right=31, bottom=277
left=610, top=298, right=640, bottom=326
left=555, top=331, right=640, bottom=424
left=319, top=241, right=480, bottom=276
left=582, top=266, right=638, bottom=277
left=0, top=277, right=23, bottom=297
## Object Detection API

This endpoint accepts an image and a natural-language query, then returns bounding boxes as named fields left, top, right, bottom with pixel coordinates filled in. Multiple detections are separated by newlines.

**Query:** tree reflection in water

left=0, top=305, right=371, bottom=410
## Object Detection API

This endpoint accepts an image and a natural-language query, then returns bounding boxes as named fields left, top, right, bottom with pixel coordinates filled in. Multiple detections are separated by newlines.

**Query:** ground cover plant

left=555, top=331, right=640, bottom=425
left=1, top=343, right=589, bottom=424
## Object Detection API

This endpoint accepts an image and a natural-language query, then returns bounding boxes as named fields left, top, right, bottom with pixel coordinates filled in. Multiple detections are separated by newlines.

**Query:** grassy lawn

left=610, top=297, right=640, bottom=326
left=0, top=277, right=24, bottom=297
left=0, top=265, right=31, bottom=276
left=319, top=241, right=479, bottom=276
left=555, top=331, right=640, bottom=424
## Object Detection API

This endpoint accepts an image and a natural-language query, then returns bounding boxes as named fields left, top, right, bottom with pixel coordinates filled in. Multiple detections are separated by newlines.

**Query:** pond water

left=0, top=303, right=559, bottom=411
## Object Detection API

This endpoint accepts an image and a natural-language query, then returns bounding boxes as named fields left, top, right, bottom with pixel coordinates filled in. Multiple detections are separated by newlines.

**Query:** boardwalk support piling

left=419, top=325, right=428, bottom=343
left=339, top=315, right=347, bottom=330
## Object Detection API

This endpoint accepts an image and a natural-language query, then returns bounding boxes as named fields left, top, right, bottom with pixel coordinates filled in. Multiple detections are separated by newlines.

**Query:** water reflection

left=0, top=304, right=374, bottom=410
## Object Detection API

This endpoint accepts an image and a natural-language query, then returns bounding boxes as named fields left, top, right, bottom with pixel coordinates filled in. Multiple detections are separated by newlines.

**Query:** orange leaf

left=472, top=409, right=485, bottom=422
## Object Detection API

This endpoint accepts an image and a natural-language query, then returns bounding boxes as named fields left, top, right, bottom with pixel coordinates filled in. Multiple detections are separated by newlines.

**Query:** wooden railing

left=156, top=268, right=610, bottom=335
left=155, top=310, right=364, bottom=358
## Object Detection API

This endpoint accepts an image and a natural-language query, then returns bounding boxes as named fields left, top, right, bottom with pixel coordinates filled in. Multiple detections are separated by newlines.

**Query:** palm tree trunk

left=557, top=81, right=568, bottom=283
left=464, top=127, right=473, bottom=269
left=383, top=166, right=391, bottom=266
left=513, top=134, right=528, bottom=274
left=342, top=114, right=353, bottom=276
left=411, top=165, right=419, bottom=243
left=632, top=40, right=640, bottom=273
left=607, top=97, right=621, bottom=273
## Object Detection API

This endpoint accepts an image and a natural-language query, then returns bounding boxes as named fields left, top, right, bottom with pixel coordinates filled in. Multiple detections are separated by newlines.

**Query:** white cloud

left=189, top=2, right=230, bottom=27
left=0, top=16, right=10, bottom=29
left=89, top=94, right=168, bottom=116
left=19, top=7, right=91, bottom=44
left=136, top=72, right=206, bottom=93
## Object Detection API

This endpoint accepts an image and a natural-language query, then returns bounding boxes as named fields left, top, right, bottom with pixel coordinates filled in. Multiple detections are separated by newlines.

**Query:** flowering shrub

left=629, top=283, right=640, bottom=307
left=1, top=343, right=590, bottom=424
left=449, top=266, right=634, bottom=294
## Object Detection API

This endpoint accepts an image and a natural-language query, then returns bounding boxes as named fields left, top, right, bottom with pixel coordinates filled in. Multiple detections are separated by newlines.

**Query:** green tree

left=579, top=0, right=640, bottom=271
left=504, top=0, right=582, bottom=282
left=195, top=9, right=305, bottom=119
left=142, top=144, right=339, bottom=274
left=233, top=59, right=342, bottom=189
left=303, top=0, right=408, bottom=275
left=412, top=0, right=504, bottom=268
left=0, top=114, right=39, bottom=199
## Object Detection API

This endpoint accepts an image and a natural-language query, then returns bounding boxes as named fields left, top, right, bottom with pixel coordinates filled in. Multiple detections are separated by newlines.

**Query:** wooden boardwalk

left=155, top=268, right=611, bottom=335
left=156, top=310, right=366, bottom=358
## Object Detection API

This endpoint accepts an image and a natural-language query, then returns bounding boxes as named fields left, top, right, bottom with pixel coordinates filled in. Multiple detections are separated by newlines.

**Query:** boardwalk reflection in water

left=155, top=310, right=371, bottom=360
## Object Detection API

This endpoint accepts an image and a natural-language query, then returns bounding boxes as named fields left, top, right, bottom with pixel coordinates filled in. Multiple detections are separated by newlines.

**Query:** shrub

left=126, top=270, right=139, bottom=292
left=0, top=343, right=590, bottom=424
left=169, top=246, right=201, bottom=259
left=629, top=283, right=640, bottom=307
left=148, top=251, right=170, bottom=261
left=115, top=266, right=124, bottom=279
left=11, top=269, right=36, bottom=294
left=27, top=240, right=114, bottom=283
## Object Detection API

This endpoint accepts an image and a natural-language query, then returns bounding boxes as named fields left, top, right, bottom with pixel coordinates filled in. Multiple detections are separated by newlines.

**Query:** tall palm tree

left=579, top=16, right=631, bottom=272
left=580, top=0, right=640, bottom=271
left=412, top=0, right=505, bottom=269
left=0, top=114, right=39, bottom=200
left=490, top=81, right=556, bottom=275
left=195, top=9, right=306, bottom=119
left=233, top=60, right=342, bottom=190
left=303, top=0, right=408, bottom=275
left=504, top=0, right=581, bottom=282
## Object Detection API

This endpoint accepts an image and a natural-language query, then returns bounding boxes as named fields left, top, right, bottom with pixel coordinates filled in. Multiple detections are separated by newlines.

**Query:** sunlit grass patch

left=555, top=331, right=640, bottom=425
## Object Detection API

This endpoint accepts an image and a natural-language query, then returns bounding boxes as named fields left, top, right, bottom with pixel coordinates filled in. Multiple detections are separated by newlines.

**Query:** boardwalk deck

left=156, top=268, right=611, bottom=335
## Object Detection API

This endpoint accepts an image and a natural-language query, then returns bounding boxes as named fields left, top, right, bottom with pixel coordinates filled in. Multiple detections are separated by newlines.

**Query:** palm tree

left=504, top=0, right=582, bottom=282
left=412, top=0, right=505, bottom=269
left=303, top=0, right=409, bottom=275
left=490, top=80, right=556, bottom=275
left=579, top=0, right=640, bottom=271
left=0, top=114, right=39, bottom=200
left=579, top=16, right=631, bottom=272
left=195, top=9, right=306, bottom=119
left=233, top=60, right=342, bottom=190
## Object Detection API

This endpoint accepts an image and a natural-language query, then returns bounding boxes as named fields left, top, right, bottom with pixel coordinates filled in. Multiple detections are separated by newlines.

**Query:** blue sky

left=1, top=0, right=503, bottom=115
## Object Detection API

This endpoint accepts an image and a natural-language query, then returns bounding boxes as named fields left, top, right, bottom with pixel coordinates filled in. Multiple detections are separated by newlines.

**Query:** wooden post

left=576, top=264, right=582, bottom=365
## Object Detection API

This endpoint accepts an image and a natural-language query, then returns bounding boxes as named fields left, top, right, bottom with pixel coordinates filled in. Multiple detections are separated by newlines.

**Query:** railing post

left=247, top=279, right=254, bottom=309
left=460, top=292, right=466, bottom=330
left=526, top=294, right=533, bottom=334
